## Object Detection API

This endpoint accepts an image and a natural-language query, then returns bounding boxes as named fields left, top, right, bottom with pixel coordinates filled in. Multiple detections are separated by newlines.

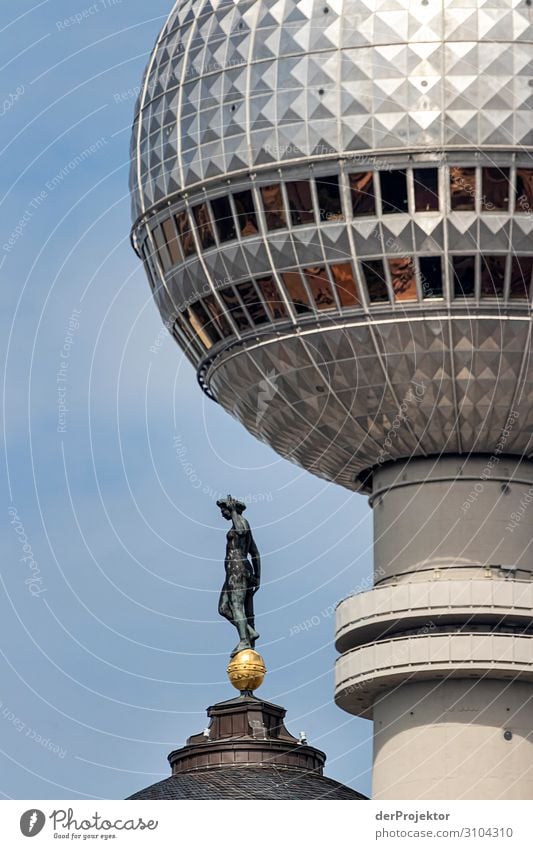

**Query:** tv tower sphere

left=131, top=0, right=533, bottom=800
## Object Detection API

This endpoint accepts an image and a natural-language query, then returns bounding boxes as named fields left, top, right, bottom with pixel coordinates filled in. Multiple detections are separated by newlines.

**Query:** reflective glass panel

left=219, top=287, right=251, bottom=330
left=361, top=260, right=389, bottom=302
left=453, top=256, right=476, bottom=297
left=203, top=294, right=232, bottom=337
left=186, top=302, right=220, bottom=348
left=303, top=267, right=335, bottom=310
left=380, top=170, right=408, bottom=214
left=482, top=168, right=510, bottom=211
left=141, top=242, right=157, bottom=290
left=152, top=225, right=171, bottom=270
left=389, top=257, right=417, bottom=301
left=413, top=169, right=439, bottom=212
left=286, top=181, right=315, bottom=226
left=173, top=316, right=205, bottom=360
left=481, top=256, right=506, bottom=297
left=261, top=184, right=286, bottom=230
left=174, top=314, right=195, bottom=344
left=509, top=256, right=533, bottom=299
left=235, top=281, right=270, bottom=325
left=192, top=203, right=216, bottom=249
left=256, top=277, right=287, bottom=320
left=282, top=271, right=311, bottom=314
left=233, top=190, right=259, bottom=236
left=161, top=218, right=182, bottom=264
left=210, top=196, right=237, bottom=242
left=450, top=167, right=476, bottom=210
left=419, top=257, right=443, bottom=298
left=516, top=169, right=533, bottom=214
left=175, top=211, right=196, bottom=257
left=349, top=172, right=375, bottom=217
left=330, top=263, right=359, bottom=307
left=316, top=175, right=344, bottom=221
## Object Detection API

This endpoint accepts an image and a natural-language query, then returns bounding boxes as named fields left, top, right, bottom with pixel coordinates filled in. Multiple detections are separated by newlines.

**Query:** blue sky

left=1, top=0, right=372, bottom=799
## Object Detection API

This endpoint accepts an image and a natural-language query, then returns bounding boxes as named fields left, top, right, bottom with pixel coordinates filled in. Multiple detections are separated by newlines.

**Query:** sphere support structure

left=335, top=456, right=533, bottom=799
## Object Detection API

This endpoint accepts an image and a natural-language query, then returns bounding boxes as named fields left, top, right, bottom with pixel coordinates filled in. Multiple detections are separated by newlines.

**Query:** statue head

left=217, top=494, right=247, bottom=520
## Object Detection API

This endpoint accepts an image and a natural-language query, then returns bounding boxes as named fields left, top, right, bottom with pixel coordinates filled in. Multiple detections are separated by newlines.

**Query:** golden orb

left=227, top=649, right=266, bottom=693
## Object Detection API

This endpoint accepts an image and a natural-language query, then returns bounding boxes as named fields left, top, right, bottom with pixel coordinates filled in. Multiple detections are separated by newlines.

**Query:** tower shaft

left=335, top=456, right=533, bottom=799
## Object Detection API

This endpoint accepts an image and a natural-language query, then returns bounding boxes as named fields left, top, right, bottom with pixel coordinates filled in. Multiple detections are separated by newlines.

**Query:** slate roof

left=128, top=766, right=366, bottom=800
left=126, top=694, right=367, bottom=800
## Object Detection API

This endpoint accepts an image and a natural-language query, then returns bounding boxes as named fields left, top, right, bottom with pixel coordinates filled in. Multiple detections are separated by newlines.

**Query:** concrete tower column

left=335, top=456, right=533, bottom=799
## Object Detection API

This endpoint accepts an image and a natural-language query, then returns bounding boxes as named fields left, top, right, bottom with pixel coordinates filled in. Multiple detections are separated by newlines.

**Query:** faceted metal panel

left=131, top=0, right=533, bottom=491
left=206, top=316, right=533, bottom=490
left=130, top=0, right=533, bottom=217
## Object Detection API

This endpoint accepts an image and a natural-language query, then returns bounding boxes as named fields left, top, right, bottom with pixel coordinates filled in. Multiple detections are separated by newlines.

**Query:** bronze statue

left=217, top=495, right=261, bottom=657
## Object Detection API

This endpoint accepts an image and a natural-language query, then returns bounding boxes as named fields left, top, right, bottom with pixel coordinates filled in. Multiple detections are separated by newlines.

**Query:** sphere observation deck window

left=481, top=256, right=506, bottom=297
left=233, top=190, right=259, bottom=236
left=203, top=294, right=232, bottom=337
left=413, top=169, right=439, bottom=212
left=260, top=184, right=286, bottom=230
left=509, top=256, right=533, bottom=299
left=219, top=287, right=251, bottom=330
left=161, top=218, right=182, bottom=264
left=330, top=263, right=360, bottom=307
left=361, top=260, right=389, bottom=302
left=450, top=167, right=476, bottom=210
left=282, top=271, right=312, bottom=314
left=303, top=266, right=335, bottom=310
left=453, top=256, right=476, bottom=297
left=389, top=257, right=417, bottom=301
left=516, top=169, right=533, bottom=213
left=186, top=302, right=220, bottom=349
left=482, top=168, right=510, bottom=211
left=174, top=314, right=196, bottom=347
left=210, top=196, right=236, bottom=243
left=192, top=203, right=216, bottom=249
left=235, top=281, right=269, bottom=325
left=419, top=256, right=443, bottom=298
left=174, top=316, right=205, bottom=360
left=316, top=175, right=344, bottom=222
left=141, top=243, right=156, bottom=291
left=286, top=181, right=315, bottom=226
left=256, top=277, right=287, bottom=320
left=175, top=211, right=196, bottom=257
left=380, top=170, right=408, bottom=215
left=152, top=224, right=172, bottom=271
left=349, top=172, right=376, bottom=217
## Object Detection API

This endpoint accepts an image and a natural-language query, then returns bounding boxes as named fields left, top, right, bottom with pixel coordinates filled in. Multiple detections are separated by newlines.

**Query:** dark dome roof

left=128, top=766, right=364, bottom=801
left=127, top=694, right=366, bottom=801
